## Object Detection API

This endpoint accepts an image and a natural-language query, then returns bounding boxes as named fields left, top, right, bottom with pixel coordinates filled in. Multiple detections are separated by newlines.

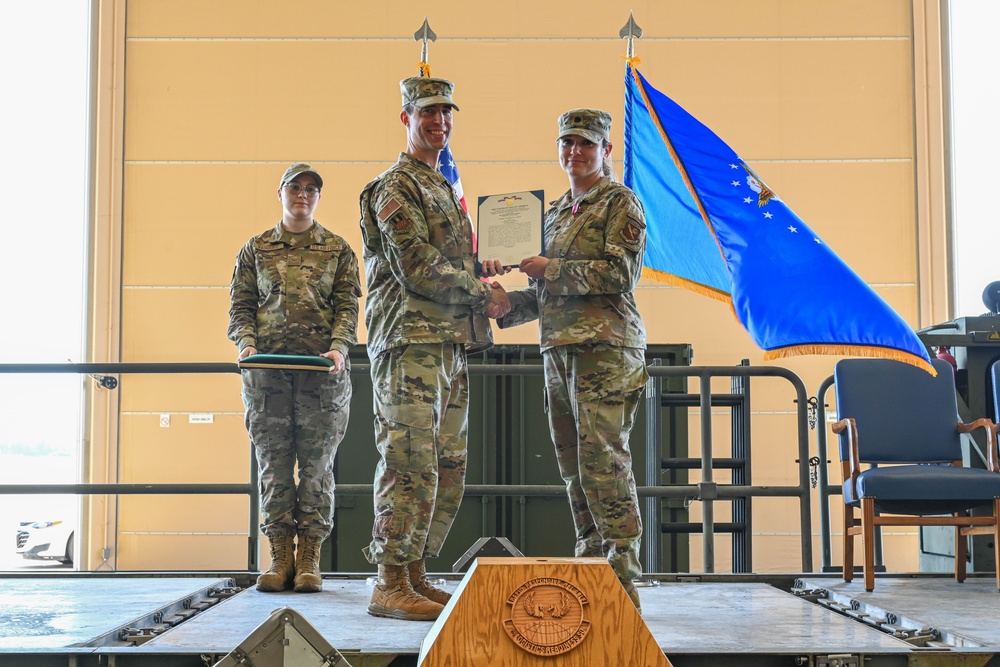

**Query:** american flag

left=438, top=144, right=476, bottom=252
left=438, top=144, right=467, bottom=211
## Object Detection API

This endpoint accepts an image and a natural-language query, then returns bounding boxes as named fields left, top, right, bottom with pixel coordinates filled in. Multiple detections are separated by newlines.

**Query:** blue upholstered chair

left=832, top=358, right=1000, bottom=592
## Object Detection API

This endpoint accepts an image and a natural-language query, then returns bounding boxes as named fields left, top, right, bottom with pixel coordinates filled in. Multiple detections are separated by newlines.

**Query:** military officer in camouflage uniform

left=498, top=109, right=648, bottom=613
left=358, top=77, right=510, bottom=621
left=228, top=163, right=362, bottom=594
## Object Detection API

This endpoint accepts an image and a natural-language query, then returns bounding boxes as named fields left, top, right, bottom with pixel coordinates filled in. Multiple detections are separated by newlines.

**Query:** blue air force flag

left=622, top=66, right=933, bottom=373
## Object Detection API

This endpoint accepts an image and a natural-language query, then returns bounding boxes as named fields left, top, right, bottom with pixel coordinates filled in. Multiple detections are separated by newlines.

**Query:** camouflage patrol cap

left=400, top=76, right=460, bottom=110
left=279, top=163, right=323, bottom=190
left=557, top=108, right=612, bottom=144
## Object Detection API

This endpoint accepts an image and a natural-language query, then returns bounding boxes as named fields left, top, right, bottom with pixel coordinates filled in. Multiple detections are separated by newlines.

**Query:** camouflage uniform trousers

left=242, top=365, right=352, bottom=539
left=364, top=343, right=469, bottom=565
left=543, top=343, right=648, bottom=583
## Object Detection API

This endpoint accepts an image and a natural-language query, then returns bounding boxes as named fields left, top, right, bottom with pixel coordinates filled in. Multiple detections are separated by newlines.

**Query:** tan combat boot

left=293, top=534, right=323, bottom=593
left=407, top=558, right=452, bottom=605
left=621, top=579, right=642, bottom=616
left=368, top=563, right=444, bottom=621
left=257, top=533, right=294, bottom=592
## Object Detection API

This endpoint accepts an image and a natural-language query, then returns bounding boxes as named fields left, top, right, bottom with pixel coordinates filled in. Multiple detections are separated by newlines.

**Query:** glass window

left=0, top=1, right=90, bottom=570
left=950, top=0, right=1000, bottom=317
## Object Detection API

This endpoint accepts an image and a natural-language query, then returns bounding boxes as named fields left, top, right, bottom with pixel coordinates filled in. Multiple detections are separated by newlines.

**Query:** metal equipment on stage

left=917, top=305, right=1000, bottom=574
left=214, top=607, right=352, bottom=667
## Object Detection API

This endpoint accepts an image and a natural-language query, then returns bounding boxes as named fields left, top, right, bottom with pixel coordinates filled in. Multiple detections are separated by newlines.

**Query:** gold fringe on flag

left=763, top=345, right=937, bottom=376
left=418, top=62, right=432, bottom=77
left=642, top=270, right=936, bottom=375
left=641, top=266, right=730, bottom=303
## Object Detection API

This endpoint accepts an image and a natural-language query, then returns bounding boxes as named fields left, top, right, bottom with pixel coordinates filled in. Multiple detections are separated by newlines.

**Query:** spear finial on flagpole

left=619, top=11, right=643, bottom=67
left=413, top=17, right=437, bottom=77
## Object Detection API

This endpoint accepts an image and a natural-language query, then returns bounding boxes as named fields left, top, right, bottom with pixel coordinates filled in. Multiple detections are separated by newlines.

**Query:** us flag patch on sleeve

left=377, top=199, right=402, bottom=224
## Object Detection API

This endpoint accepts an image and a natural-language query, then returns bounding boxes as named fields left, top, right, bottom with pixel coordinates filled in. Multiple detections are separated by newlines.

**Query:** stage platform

left=0, top=572, right=997, bottom=666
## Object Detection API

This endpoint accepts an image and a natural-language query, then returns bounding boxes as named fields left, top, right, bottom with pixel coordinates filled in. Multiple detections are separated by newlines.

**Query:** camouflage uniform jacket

left=500, top=177, right=647, bottom=351
left=360, top=152, right=494, bottom=357
left=228, top=221, right=362, bottom=357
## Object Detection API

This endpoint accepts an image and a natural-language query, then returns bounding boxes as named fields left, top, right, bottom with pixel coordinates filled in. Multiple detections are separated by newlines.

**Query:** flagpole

left=622, top=15, right=725, bottom=301
left=413, top=17, right=436, bottom=78
left=620, top=14, right=738, bottom=308
left=409, top=20, right=475, bottom=250
left=620, top=10, right=717, bottom=578
left=619, top=11, right=643, bottom=69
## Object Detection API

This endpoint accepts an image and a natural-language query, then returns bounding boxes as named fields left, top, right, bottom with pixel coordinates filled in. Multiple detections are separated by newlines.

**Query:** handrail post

left=793, top=373, right=814, bottom=572
left=699, top=370, right=715, bottom=573
left=643, top=358, right=663, bottom=574
left=816, top=375, right=834, bottom=571
left=248, top=445, right=260, bottom=573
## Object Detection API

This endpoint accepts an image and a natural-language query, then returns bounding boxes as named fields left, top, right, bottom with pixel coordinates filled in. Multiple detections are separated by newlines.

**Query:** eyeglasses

left=283, top=183, right=321, bottom=198
left=417, top=105, right=453, bottom=118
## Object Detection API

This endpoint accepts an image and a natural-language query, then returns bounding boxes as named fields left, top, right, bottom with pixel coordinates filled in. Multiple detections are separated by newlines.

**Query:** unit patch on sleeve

left=619, top=215, right=645, bottom=250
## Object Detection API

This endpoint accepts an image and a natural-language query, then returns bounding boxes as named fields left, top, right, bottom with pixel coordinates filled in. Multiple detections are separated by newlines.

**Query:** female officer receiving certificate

left=497, top=108, right=649, bottom=614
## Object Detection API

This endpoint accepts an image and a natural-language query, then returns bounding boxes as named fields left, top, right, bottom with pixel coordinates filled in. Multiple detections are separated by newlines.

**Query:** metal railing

left=0, top=360, right=813, bottom=574
left=0, top=362, right=260, bottom=570
left=815, top=374, right=884, bottom=573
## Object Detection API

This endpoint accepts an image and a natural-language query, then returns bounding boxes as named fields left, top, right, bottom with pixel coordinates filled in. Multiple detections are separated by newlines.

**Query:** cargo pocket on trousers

left=374, top=393, right=435, bottom=431
left=595, top=476, right=640, bottom=529
left=373, top=513, right=412, bottom=542
left=319, top=382, right=350, bottom=413
left=243, top=387, right=267, bottom=437
left=321, top=471, right=335, bottom=495
left=243, top=386, right=265, bottom=412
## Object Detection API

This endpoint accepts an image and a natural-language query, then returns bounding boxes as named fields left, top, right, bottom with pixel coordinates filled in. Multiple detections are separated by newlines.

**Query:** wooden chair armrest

left=957, top=419, right=1000, bottom=473
left=832, top=418, right=861, bottom=498
left=993, top=423, right=1000, bottom=473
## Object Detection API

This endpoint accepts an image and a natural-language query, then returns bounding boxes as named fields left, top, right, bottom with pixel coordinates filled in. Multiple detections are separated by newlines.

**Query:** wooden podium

left=418, top=557, right=671, bottom=666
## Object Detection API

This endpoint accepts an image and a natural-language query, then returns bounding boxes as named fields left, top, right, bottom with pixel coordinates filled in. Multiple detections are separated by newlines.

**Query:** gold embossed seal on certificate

left=502, top=576, right=590, bottom=656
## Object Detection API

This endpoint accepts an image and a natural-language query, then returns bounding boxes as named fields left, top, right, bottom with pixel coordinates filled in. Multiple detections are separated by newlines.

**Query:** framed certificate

left=476, top=190, right=544, bottom=268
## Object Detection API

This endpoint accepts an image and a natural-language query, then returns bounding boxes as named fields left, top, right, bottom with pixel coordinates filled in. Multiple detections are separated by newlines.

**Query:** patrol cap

left=557, top=108, right=612, bottom=144
left=400, top=76, right=460, bottom=110
left=279, top=163, right=323, bottom=190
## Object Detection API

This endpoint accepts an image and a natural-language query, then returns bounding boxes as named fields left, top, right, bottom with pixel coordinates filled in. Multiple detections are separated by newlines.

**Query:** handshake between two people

left=480, top=256, right=550, bottom=320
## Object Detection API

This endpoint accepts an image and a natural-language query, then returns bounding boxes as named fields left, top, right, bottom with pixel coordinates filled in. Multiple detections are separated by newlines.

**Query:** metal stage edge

left=1, top=571, right=998, bottom=667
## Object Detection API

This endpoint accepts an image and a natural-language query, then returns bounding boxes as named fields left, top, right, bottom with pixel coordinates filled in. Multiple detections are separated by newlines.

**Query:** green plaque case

left=238, top=354, right=334, bottom=372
